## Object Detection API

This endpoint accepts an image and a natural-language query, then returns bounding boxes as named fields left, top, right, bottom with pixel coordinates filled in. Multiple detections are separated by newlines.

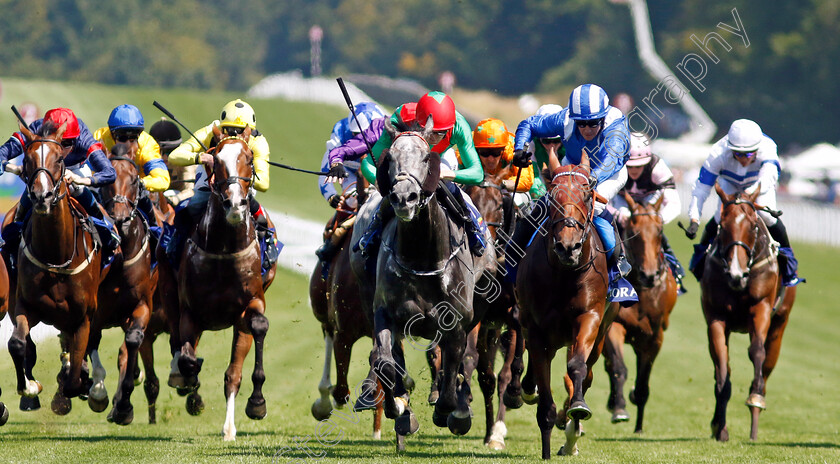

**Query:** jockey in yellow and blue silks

left=0, top=108, right=120, bottom=263
left=508, top=84, right=632, bottom=279
left=356, top=91, right=488, bottom=258
left=94, top=104, right=170, bottom=225
left=165, top=99, right=277, bottom=268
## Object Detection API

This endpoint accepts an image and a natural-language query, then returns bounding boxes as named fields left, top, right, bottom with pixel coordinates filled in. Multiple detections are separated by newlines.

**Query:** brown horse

left=604, top=191, right=677, bottom=433
left=0, top=248, right=10, bottom=425
left=77, top=142, right=155, bottom=425
left=515, top=155, right=618, bottom=457
left=702, top=184, right=795, bottom=441
left=309, top=185, right=385, bottom=438
left=163, top=126, right=275, bottom=440
left=5, top=121, right=107, bottom=412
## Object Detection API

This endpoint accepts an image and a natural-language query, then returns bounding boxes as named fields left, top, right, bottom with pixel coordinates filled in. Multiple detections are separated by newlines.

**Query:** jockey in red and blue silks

left=684, top=119, right=803, bottom=287
left=0, top=108, right=120, bottom=263
left=315, top=102, right=387, bottom=268
left=508, top=84, right=632, bottom=279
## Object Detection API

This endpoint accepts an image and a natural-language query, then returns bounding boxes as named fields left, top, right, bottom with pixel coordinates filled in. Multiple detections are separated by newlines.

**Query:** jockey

left=684, top=119, right=802, bottom=287
left=150, top=118, right=198, bottom=207
left=166, top=99, right=278, bottom=268
left=509, top=84, right=632, bottom=278
left=93, top=104, right=170, bottom=224
left=611, top=132, right=687, bottom=294
left=356, top=91, right=488, bottom=258
left=0, top=107, right=120, bottom=262
left=315, top=102, right=387, bottom=269
left=472, top=117, right=544, bottom=198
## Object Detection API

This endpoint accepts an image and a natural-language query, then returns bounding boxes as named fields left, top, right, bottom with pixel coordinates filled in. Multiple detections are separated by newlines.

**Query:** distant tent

left=785, top=143, right=840, bottom=180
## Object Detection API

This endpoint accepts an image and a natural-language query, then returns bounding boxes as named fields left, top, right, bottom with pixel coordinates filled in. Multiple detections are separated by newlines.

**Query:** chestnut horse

left=0, top=251, right=10, bottom=425
left=5, top=121, right=107, bottom=413
left=604, top=191, right=677, bottom=433
left=702, top=184, right=795, bottom=441
left=515, top=156, right=618, bottom=458
left=163, top=126, right=275, bottom=441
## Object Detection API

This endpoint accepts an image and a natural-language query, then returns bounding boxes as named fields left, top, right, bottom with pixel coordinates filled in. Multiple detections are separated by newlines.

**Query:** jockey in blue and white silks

left=684, top=119, right=803, bottom=287
left=509, top=84, right=632, bottom=279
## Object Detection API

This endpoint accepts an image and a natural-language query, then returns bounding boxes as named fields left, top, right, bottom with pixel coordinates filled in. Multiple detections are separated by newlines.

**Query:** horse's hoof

left=746, top=393, right=766, bottom=410
left=186, top=393, right=204, bottom=416
left=396, top=434, right=406, bottom=453
left=167, top=372, right=185, bottom=390
left=447, top=412, right=472, bottom=436
left=711, top=422, right=729, bottom=442
left=567, top=401, right=592, bottom=421
left=558, top=444, right=579, bottom=456
left=19, top=396, right=41, bottom=412
left=432, top=409, right=449, bottom=428
left=402, top=375, right=416, bottom=393
left=353, top=388, right=377, bottom=411
left=134, top=370, right=145, bottom=387
left=108, top=404, right=134, bottom=426
left=611, top=408, right=630, bottom=423
left=394, top=411, right=419, bottom=436
left=148, top=405, right=157, bottom=425
left=51, top=392, right=72, bottom=415
left=502, top=389, right=524, bottom=410
left=88, top=394, right=109, bottom=413
left=0, top=403, right=9, bottom=426
left=486, top=439, right=505, bottom=450
left=427, top=390, right=439, bottom=405
left=629, top=388, right=637, bottom=405
left=175, top=387, right=191, bottom=397
left=311, top=398, right=332, bottom=421
left=246, top=397, right=267, bottom=420
left=522, top=388, right=539, bottom=405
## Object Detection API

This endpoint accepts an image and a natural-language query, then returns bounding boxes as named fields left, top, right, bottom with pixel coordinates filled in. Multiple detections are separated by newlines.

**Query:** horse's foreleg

left=332, top=332, right=354, bottom=408
left=604, top=323, right=629, bottom=424
left=477, top=326, right=503, bottom=449
left=528, top=332, right=557, bottom=460
left=64, top=316, right=92, bottom=399
left=433, top=329, right=466, bottom=428
left=111, top=301, right=148, bottom=425
left=138, top=331, right=159, bottom=424
left=87, top=349, right=109, bottom=413
left=176, top=309, right=202, bottom=390
left=502, top=309, right=526, bottom=409
left=566, top=312, right=601, bottom=422
left=425, top=344, right=442, bottom=405
left=762, top=302, right=793, bottom=391
left=707, top=319, right=731, bottom=442
left=222, top=327, right=251, bottom=441
left=746, top=304, right=772, bottom=441
left=447, top=326, right=476, bottom=436
left=632, top=340, right=660, bottom=434
left=311, top=333, right=334, bottom=421
left=245, top=307, right=269, bottom=422
left=9, top=312, right=41, bottom=399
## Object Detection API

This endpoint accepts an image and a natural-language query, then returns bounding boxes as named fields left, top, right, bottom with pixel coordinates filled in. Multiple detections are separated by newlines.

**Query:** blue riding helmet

left=568, top=84, right=609, bottom=121
left=346, top=102, right=386, bottom=133
left=108, top=104, right=145, bottom=131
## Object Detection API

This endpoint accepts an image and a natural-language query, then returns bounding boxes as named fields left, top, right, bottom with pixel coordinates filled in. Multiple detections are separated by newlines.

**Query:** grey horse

left=349, top=117, right=496, bottom=452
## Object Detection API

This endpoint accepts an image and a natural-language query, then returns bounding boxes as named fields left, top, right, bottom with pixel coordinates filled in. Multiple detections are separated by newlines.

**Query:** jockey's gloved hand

left=685, top=220, right=700, bottom=239
left=328, top=194, right=342, bottom=209
left=512, top=149, right=531, bottom=168
left=324, top=162, right=347, bottom=184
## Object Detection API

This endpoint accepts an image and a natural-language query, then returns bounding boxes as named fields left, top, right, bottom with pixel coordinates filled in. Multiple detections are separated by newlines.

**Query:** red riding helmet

left=43, top=107, right=80, bottom=139
left=416, top=92, right=456, bottom=131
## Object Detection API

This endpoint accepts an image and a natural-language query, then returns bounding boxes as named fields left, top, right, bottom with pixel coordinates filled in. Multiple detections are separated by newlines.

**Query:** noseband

left=107, top=156, right=141, bottom=226
left=549, top=171, right=593, bottom=248
left=211, top=137, right=254, bottom=202
left=717, top=198, right=760, bottom=269
left=25, top=138, right=66, bottom=206
left=626, top=209, right=667, bottom=285
left=390, top=132, right=434, bottom=208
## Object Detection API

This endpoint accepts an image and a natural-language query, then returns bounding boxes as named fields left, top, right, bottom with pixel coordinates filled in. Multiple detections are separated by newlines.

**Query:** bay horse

left=702, top=184, right=795, bottom=441
left=309, top=183, right=384, bottom=438
left=76, top=142, right=155, bottom=425
left=604, top=191, right=677, bottom=433
left=348, top=118, right=496, bottom=452
left=515, top=154, right=618, bottom=458
left=163, top=126, right=275, bottom=441
left=0, top=250, right=10, bottom=425
left=5, top=121, right=107, bottom=413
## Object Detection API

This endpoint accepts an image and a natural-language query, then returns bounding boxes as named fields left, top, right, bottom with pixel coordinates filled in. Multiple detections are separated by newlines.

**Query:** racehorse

left=163, top=126, right=275, bottom=440
left=5, top=121, right=107, bottom=413
left=701, top=184, right=795, bottom=441
left=604, top=191, right=677, bottom=433
left=348, top=118, right=496, bottom=452
left=309, top=184, right=384, bottom=438
left=0, top=252, right=9, bottom=425
left=77, top=142, right=155, bottom=425
left=515, top=154, right=618, bottom=457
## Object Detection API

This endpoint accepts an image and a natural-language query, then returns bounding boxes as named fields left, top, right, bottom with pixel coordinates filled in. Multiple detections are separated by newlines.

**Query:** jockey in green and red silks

left=357, top=91, right=488, bottom=258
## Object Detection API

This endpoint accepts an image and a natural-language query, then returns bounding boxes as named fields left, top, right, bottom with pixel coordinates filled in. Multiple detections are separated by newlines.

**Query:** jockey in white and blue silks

left=683, top=119, right=803, bottom=287
left=508, top=84, right=632, bottom=279
left=315, top=101, right=387, bottom=268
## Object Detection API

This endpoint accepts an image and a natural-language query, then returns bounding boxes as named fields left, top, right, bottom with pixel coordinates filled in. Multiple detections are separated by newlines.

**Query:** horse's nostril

left=572, top=242, right=582, bottom=250
left=389, top=193, right=399, bottom=204
left=223, top=199, right=233, bottom=208
left=407, top=192, right=418, bottom=202
left=239, top=198, right=248, bottom=207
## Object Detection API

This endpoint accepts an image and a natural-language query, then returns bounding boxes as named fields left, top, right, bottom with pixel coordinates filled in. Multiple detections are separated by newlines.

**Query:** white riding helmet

left=535, top=104, right=564, bottom=139
left=726, top=119, right=763, bottom=152
left=627, top=132, right=653, bottom=166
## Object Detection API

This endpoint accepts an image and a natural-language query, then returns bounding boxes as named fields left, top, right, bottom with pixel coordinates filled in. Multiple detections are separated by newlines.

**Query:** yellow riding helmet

left=473, top=118, right=509, bottom=148
left=220, top=99, right=256, bottom=129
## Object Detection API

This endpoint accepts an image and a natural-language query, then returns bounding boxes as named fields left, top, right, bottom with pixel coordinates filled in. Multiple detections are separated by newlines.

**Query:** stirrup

left=616, top=254, right=632, bottom=278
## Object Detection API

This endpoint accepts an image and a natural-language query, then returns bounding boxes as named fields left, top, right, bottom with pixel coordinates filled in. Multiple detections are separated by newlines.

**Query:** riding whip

left=336, top=77, right=378, bottom=164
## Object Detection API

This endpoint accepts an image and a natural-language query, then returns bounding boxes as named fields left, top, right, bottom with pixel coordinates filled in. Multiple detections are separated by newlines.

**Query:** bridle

left=716, top=197, right=761, bottom=270
left=105, top=155, right=141, bottom=227
left=549, top=170, right=594, bottom=251
left=625, top=207, right=667, bottom=286
left=211, top=136, right=255, bottom=203
left=389, top=131, right=434, bottom=209
left=24, top=138, right=66, bottom=206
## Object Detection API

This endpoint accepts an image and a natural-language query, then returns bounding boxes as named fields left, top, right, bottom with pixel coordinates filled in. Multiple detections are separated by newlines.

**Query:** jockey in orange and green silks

left=357, top=91, right=489, bottom=258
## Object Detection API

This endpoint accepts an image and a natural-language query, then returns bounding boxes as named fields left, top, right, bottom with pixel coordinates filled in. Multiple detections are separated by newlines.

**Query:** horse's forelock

left=38, top=120, right=60, bottom=138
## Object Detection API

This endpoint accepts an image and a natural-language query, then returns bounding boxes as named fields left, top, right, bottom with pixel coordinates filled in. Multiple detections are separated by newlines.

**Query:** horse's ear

left=714, top=182, right=729, bottom=202
left=747, top=185, right=761, bottom=203
left=241, top=126, right=252, bottom=142
left=55, top=122, right=67, bottom=143
left=422, top=115, right=434, bottom=140
left=652, top=191, right=665, bottom=211
left=623, top=190, right=636, bottom=210
left=384, top=118, right=398, bottom=139
left=580, top=148, right=592, bottom=175
left=212, top=124, right=223, bottom=140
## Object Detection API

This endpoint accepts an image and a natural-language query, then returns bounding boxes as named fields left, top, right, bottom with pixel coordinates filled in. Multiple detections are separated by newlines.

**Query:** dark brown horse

left=702, top=184, right=795, bottom=441
left=163, top=127, right=275, bottom=440
left=5, top=121, right=107, bottom=413
left=309, top=185, right=385, bottom=438
left=515, top=155, right=618, bottom=458
left=604, top=191, right=677, bottom=433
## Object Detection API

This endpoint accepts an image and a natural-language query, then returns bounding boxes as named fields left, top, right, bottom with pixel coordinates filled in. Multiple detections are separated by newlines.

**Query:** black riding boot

left=661, top=234, right=687, bottom=294
left=688, top=218, right=718, bottom=281
left=610, top=218, right=632, bottom=278
left=766, top=220, right=802, bottom=286
left=251, top=196, right=278, bottom=271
